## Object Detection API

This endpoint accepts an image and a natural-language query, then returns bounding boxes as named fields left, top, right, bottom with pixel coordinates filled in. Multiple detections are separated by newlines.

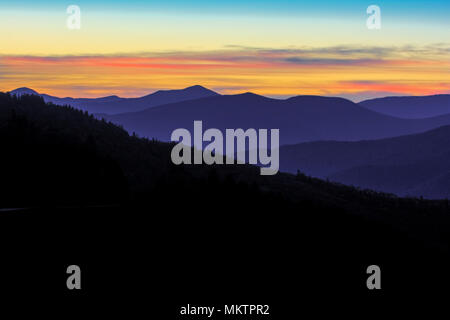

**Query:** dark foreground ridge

left=1, top=93, right=449, bottom=310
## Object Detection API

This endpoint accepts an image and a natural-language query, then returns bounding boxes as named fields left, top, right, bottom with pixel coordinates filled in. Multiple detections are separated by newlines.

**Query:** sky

left=0, top=0, right=449, bottom=100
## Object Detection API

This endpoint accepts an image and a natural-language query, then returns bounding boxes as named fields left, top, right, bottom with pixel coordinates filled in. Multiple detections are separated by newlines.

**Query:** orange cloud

left=1, top=45, right=449, bottom=99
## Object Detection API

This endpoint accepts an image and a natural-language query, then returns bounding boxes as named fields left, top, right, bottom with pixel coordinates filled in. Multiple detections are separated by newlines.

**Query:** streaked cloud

left=1, top=44, right=449, bottom=100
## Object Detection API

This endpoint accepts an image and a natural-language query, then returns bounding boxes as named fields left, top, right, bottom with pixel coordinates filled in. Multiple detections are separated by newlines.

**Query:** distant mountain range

left=359, top=95, right=450, bottom=119
left=10, top=86, right=450, bottom=146
left=8, top=85, right=450, bottom=198
left=103, top=93, right=450, bottom=145
left=280, top=125, right=450, bottom=199
left=9, top=85, right=219, bottom=115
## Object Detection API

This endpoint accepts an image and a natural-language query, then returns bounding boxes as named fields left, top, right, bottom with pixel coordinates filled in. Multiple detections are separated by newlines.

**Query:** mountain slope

left=3, top=90, right=450, bottom=268
left=279, top=125, right=450, bottom=198
left=5, top=93, right=450, bottom=298
left=105, top=93, right=450, bottom=145
left=359, top=95, right=450, bottom=119
left=1, top=90, right=448, bottom=206
left=8, top=85, right=219, bottom=115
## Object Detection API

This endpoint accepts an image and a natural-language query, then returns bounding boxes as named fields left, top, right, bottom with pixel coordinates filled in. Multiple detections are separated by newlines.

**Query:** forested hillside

left=2, top=92, right=450, bottom=295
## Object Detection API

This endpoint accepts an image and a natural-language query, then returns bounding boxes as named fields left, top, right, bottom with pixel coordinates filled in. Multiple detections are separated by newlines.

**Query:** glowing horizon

left=1, top=0, right=449, bottom=101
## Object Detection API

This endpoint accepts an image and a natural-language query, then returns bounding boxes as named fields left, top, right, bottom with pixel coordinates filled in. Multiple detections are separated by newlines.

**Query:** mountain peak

left=10, top=87, right=39, bottom=97
left=185, top=84, right=207, bottom=90
left=142, top=85, right=219, bottom=100
left=232, top=92, right=266, bottom=99
left=183, top=85, right=219, bottom=95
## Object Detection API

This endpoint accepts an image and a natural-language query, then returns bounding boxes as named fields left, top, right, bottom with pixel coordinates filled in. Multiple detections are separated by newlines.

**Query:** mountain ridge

left=279, top=125, right=450, bottom=198
left=359, top=94, right=450, bottom=119
left=104, top=92, right=450, bottom=146
left=7, top=85, right=219, bottom=115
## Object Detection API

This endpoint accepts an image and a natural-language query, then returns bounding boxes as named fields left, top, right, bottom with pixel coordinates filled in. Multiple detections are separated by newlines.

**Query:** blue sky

left=2, top=0, right=450, bottom=20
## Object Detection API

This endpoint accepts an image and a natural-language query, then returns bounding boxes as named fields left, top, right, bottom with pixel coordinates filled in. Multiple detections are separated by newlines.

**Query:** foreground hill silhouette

left=280, top=125, right=450, bottom=198
left=1, top=91, right=450, bottom=233
left=1, top=92, right=450, bottom=300
left=105, top=93, right=450, bottom=145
